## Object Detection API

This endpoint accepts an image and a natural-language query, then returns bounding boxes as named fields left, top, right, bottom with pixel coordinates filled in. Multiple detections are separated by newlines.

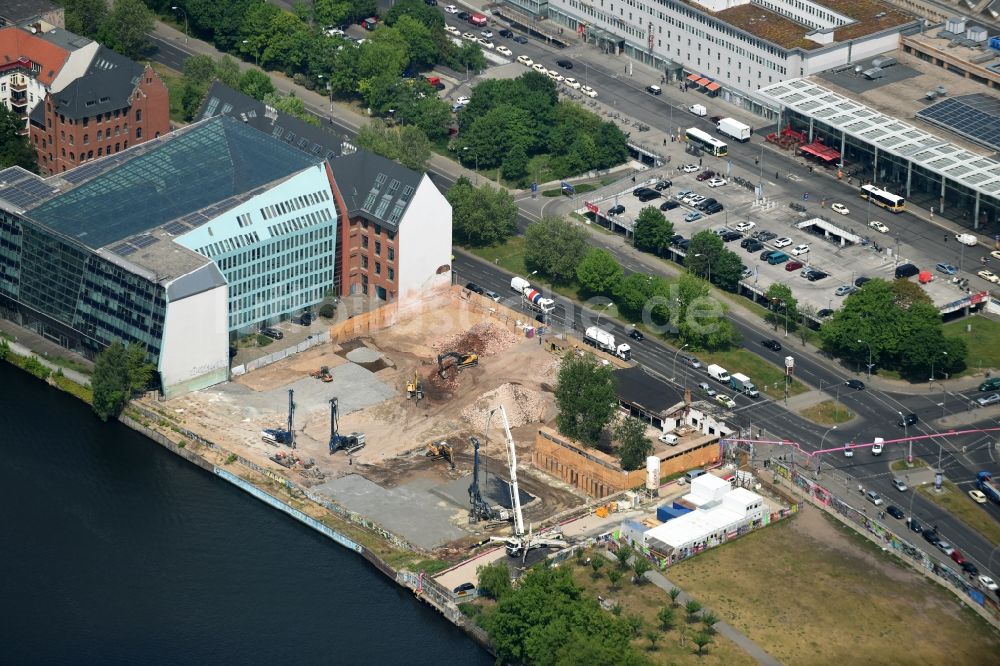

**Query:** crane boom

left=491, top=405, right=524, bottom=537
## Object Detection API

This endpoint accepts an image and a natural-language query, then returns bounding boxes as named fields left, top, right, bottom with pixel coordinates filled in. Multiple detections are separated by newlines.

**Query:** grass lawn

left=696, top=348, right=808, bottom=399
left=667, top=509, right=1000, bottom=664
left=891, top=457, right=928, bottom=472
left=462, top=240, right=583, bottom=302
left=798, top=399, right=854, bottom=425
left=150, top=62, right=186, bottom=124
left=567, top=554, right=756, bottom=664
left=918, top=479, right=1000, bottom=546
left=944, top=316, right=1000, bottom=375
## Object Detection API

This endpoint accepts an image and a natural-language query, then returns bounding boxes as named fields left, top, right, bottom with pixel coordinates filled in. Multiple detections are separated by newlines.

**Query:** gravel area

left=432, top=322, right=519, bottom=357
left=462, top=383, right=545, bottom=431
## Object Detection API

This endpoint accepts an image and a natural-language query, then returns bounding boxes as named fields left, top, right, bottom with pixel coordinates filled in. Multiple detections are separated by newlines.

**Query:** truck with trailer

left=706, top=364, right=730, bottom=382
left=716, top=118, right=752, bottom=142
left=729, top=372, right=759, bottom=398
left=510, top=276, right=555, bottom=314
left=977, top=471, right=1000, bottom=504
left=583, top=326, right=631, bottom=360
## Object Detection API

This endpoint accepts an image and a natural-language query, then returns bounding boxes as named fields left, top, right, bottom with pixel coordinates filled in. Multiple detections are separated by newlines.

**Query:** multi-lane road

left=145, top=11, right=1000, bottom=582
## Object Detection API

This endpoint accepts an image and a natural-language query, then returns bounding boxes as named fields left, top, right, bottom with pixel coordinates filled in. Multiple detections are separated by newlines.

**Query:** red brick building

left=29, top=47, right=169, bottom=175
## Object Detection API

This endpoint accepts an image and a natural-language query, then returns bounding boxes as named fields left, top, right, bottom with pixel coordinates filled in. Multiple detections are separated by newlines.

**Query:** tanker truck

left=510, top=276, right=555, bottom=314
left=583, top=326, right=631, bottom=360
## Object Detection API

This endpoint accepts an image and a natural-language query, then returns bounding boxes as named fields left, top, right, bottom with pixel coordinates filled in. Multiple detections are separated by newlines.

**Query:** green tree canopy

left=632, top=207, right=674, bottom=256
left=765, top=283, right=799, bottom=332
left=685, top=230, right=723, bottom=281
left=712, top=249, right=744, bottom=292
left=445, top=177, right=517, bottom=246
left=65, top=0, right=109, bottom=39
left=92, top=341, right=156, bottom=421
left=555, top=351, right=617, bottom=447
left=615, top=416, right=653, bottom=471
left=576, top=249, right=624, bottom=297
left=524, top=217, right=589, bottom=284
left=476, top=562, right=512, bottom=600
left=238, top=68, right=277, bottom=100
left=355, top=119, right=431, bottom=171
left=0, top=105, right=38, bottom=173
left=675, top=273, right=735, bottom=350
left=99, top=0, right=154, bottom=59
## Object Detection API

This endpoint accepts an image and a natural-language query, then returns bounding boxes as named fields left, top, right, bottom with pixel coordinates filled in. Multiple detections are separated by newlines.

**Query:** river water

left=0, top=362, right=489, bottom=665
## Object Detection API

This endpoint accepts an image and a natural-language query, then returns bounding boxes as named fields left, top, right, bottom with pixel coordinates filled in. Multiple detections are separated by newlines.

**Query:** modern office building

left=196, top=82, right=453, bottom=302
left=510, top=0, right=919, bottom=109
left=755, top=77, right=1000, bottom=230
left=0, top=116, right=340, bottom=396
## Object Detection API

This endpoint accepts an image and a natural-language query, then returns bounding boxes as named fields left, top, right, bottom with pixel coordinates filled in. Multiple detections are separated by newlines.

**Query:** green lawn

left=696, top=348, right=808, bottom=399
left=944, top=316, right=1000, bottom=375
left=151, top=62, right=186, bottom=124
left=918, top=479, right=1000, bottom=546
left=462, top=239, right=582, bottom=302
left=798, top=400, right=854, bottom=426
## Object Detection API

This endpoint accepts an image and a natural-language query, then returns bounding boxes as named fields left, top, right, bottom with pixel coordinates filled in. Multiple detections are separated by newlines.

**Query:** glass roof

left=30, top=117, right=320, bottom=249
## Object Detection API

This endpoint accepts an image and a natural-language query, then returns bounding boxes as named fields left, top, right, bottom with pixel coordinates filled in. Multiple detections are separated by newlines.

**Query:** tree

left=395, top=124, right=432, bottom=171
left=701, top=611, right=719, bottom=634
left=91, top=341, right=154, bottom=421
left=183, top=54, right=219, bottom=87
left=685, top=231, right=723, bottom=281
left=614, top=543, right=633, bottom=570
left=0, top=338, right=10, bottom=361
left=385, top=0, right=444, bottom=30
left=607, top=568, right=622, bottom=590
left=524, top=217, right=589, bottom=284
left=501, top=144, right=530, bottom=183
left=645, top=629, right=660, bottom=651
left=675, top=273, right=735, bottom=351
left=684, top=599, right=703, bottom=622
left=633, top=207, right=674, bottom=255
left=476, top=562, right=512, bottom=600
left=576, top=249, right=624, bottom=298
left=692, top=632, right=712, bottom=655
left=0, top=105, right=37, bottom=173
left=890, top=278, right=933, bottom=309
left=632, top=556, right=651, bottom=583
left=99, top=0, right=154, bottom=59
left=625, top=614, right=644, bottom=637
left=657, top=605, right=676, bottom=630
left=590, top=556, right=605, bottom=579
left=616, top=416, right=653, bottom=471
left=765, top=283, right=799, bottom=332
left=445, top=177, right=517, bottom=246
left=64, top=0, right=109, bottom=39
left=669, top=587, right=681, bottom=607
left=214, top=55, right=242, bottom=88
left=238, top=68, right=277, bottom=101
left=613, top=273, right=662, bottom=324
left=555, top=351, right=617, bottom=447
left=712, top=249, right=744, bottom=292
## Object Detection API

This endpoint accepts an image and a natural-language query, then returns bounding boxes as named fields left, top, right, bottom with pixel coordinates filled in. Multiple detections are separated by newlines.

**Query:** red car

left=951, top=550, right=965, bottom=565
left=696, top=170, right=716, bottom=181
left=785, top=260, right=803, bottom=271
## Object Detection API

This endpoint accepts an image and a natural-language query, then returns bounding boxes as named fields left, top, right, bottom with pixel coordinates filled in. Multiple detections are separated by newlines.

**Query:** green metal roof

left=30, top=116, right=321, bottom=249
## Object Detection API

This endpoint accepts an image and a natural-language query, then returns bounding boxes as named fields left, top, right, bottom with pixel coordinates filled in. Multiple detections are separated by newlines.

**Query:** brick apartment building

left=28, top=46, right=170, bottom=175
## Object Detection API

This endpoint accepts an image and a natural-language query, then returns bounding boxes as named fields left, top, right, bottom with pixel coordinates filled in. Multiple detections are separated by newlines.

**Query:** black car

left=923, top=529, right=940, bottom=545
left=676, top=239, right=691, bottom=250
left=453, top=582, right=475, bottom=593
left=262, top=327, right=284, bottom=340
left=755, top=231, right=778, bottom=242
left=817, top=308, right=834, bottom=318
left=704, top=203, right=724, bottom=215
left=632, top=186, right=650, bottom=197
left=629, top=329, right=644, bottom=341
left=894, top=263, right=919, bottom=279
left=907, top=517, right=923, bottom=534
left=720, top=231, right=742, bottom=242
left=670, top=234, right=685, bottom=246
left=457, top=11, right=470, bottom=20
left=886, top=505, right=904, bottom=519
left=464, top=282, right=485, bottom=295
left=696, top=197, right=717, bottom=211
left=513, top=35, right=528, bottom=44
left=646, top=85, right=662, bottom=95
left=807, top=270, right=828, bottom=281
left=654, top=180, right=672, bottom=190
left=961, top=561, right=979, bottom=576
left=846, top=379, right=865, bottom=390
left=556, top=59, right=573, bottom=69
left=608, top=204, right=625, bottom=215
left=660, top=200, right=679, bottom=211
left=854, top=276, right=871, bottom=288
left=498, top=29, right=514, bottom=38
left=740, top=238, right=755, bottom=249
left=761, top=339, right=782, bottom=352
left=638, top=190, right=661, bottom=202
left=897, top=412, right=918, bottom=427
left=760, top=249, right=776, bottom=261
left=743, top=239, right=764, bottom=252
left=295, top=312, right=313, bottom=326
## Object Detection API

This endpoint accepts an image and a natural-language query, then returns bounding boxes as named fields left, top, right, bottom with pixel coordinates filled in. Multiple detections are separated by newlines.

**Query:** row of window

left=215, top=226, right=332, bottom=273
left=197, top=230, right=262, bottom=259
left=359, top=235, right=395, bottom=261
left=229, top=285, right=328, bottom=329
left=230, top=248, right=333, bottom=298
left=266, top=207, right=333, bottom=240
left=55, top=105, right=138, bottom=127
left=260, top=189, right=330, bottom=221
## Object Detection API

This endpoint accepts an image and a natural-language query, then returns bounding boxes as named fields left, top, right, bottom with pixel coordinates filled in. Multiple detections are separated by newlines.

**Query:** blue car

left=935, top=263, right=956, bottom=275
left=684, top=211, right=702, bottom=222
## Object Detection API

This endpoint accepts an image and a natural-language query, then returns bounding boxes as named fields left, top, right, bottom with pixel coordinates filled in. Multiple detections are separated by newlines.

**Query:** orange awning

left=706, top=82, right=721, bottom=91
left=696, top=78, right=711, bottom=86
left=686, top=73, right=700, bottom=82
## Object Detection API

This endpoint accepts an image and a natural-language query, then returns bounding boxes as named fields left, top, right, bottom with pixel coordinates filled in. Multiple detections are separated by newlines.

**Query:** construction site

left=162, top=287, right=587, bottom=554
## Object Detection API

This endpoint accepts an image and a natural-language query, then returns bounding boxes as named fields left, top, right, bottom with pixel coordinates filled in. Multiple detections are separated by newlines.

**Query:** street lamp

left=930, top=350, right=948, bottom=388
left=898, top=410, right=912, bottom=464
left=817, top=425, right=838, bottom=476
left=594, top=301, right=614, bottom=327
left=242, top=40, right=259, bottom=67
left=171, top=5, right=188, bottom=43
left=462, top=147, right=479, bottom=184
left=857, top=339, right=873, bottom=380
left=694, top=253, right=712, bottom=283
left=671, top=343, right=689, bottom=381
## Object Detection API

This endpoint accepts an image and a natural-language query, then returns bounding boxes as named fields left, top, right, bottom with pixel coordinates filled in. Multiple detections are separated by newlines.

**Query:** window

left=361, top=255, right=368, bottom=269
left=387, top=247, right=394, bottom=261
left=361, top=235, right=368, bottom=249
left=375, top=262, right=381, bottom=275
left=388, top=267, right=394, bottom=281
left=83, top=134, right=89, bottom=145
left=136, top=109, right=142, bottom=121
left=374, top=241, right=381, bottom=256
left=136, top=127, right=142, bottom=139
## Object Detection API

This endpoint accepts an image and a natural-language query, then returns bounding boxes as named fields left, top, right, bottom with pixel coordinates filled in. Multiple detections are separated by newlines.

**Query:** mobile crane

left=261, top=389, right=295, bottom=447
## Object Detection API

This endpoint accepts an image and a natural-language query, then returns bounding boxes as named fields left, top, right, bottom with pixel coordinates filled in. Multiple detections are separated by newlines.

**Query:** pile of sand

left=432, top=322, right=520, bottom=357
left=462, top=383, right=545, bottom=431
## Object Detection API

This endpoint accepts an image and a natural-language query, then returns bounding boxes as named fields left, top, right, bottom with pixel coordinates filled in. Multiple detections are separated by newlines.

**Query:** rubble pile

left=462, top=383, right=544, bottom=431
left=433, top=322, right=519, bottom=357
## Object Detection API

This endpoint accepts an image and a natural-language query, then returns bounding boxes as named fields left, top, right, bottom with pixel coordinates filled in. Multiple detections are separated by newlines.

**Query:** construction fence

left=231, top=331, right=330, bottom=377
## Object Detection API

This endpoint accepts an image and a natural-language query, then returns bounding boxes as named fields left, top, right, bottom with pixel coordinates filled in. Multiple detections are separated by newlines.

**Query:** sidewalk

left=0, top=320, right=92, bottom=386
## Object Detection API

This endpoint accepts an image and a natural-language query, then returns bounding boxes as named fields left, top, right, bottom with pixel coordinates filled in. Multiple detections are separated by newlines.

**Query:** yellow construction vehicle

left=310, top=366, right=332, bottom=382
left=406, top=371, right=424, bottom=401
left=426, top=441, right=456, bottom=469
left=437, top=352, right=478, bottom=378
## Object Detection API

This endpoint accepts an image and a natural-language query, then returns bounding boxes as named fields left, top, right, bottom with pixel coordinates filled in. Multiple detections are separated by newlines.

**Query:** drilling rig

left=327, top=397, right=366, bottom=455
left=261, top=389, right=295, bottom=447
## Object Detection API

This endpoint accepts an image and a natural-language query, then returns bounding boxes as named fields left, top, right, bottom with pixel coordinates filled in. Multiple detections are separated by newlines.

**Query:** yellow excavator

left=426, top=441, right=455, bottom=469
left=406, top=371, right=424, bottom=401
left=437, top=351, right=478, bottom=378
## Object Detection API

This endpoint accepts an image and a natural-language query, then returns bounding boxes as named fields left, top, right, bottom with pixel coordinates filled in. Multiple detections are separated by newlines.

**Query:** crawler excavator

left=437, top=351, right=478, bottom=378
left=426, top=440, right=455, bottom=469
left=406, top=371, right=424, bottom=401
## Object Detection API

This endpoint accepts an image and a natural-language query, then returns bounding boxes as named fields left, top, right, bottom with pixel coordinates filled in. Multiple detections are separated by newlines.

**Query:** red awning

left=686, top=73, right=700, bottom=81
left=706, top=82, right=721, bottom=91
left=696, top=77, right=711, bottom=86
left=800, top=141, right=841, bottom=162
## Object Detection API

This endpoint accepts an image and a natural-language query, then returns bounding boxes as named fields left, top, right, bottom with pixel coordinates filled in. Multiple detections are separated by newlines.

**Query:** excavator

left=311, top=366, right=333, bottom=382
left=426, top=440, right=455, bottom=469
left=406, top=371, right=424, bottom=401
left=437, top=351, right=478, bottom=378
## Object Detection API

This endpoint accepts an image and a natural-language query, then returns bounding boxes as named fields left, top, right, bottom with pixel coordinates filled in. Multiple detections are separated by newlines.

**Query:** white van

left=871, top=437, right=884, bottom=455
left=659, top=432, right=679, bottom=446
left=688, top=104, right=707, bottom=117
left=684, top=469, right=705, bottom=483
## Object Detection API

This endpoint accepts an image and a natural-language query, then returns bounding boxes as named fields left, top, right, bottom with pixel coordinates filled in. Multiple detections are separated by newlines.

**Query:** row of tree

left=64, top=0, right=155, bottom=59
left=455, top=73, right=629, bottom=184
left=0, top=105, right=37, bottom=172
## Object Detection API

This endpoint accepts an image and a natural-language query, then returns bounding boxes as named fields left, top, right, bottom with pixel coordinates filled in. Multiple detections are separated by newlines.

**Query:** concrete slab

left=818, top=61, right=920, bottom=95
left=431, top=467, right=535, bottom=511
left=313, top=474, right=466, bottom=550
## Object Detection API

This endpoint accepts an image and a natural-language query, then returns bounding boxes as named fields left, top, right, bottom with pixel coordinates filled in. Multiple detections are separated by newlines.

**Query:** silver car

left=977, top=393, right=1000, bottom=407
left=697, top=381, right=716, bottom=396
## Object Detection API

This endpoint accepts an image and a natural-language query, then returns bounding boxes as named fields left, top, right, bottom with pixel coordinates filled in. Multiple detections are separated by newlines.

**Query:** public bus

left=859, top=184, right=905, bottom=213
left=685, top=127, right=728, bottom=157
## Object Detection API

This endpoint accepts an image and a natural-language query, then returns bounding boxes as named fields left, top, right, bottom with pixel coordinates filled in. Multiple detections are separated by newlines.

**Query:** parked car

left=835, top=284, right=856, bottom=296
left=696, top=170, right=715, bottom=181
left=791, top=243, right=810, bottom=256
left=869, top=220, right=889, bottom=233
left=743, top=239, right=763, bottom=252
left=697, top=381, right=716, bottom=396
left=785, top=260, right=804, bottom=272
left=935, top=263, right=957, bottom=275
left=807, top=270, right=829, bottom=282
left=480, top=29, right=493, bottom=38
left=684, top=211, right=702, bottom=222
left=923, top=529, right=940, bottom=545
left=608, top=204, right=625, bottom=215
left=496, top=45, right=512, bottom=56
left=817, top=308, right=834, bottom=318
left=516, top=54, right=534, bottom=66
left=969, top=489, right=988, bottom=504
left=979, top=575, right=999, bottom=591
left=703, top=202, right=724, bottom=215
left=949, top=549, right=965, bottom=564
left=465, top=282, right=485, bottom=295
left=831, top=202, right=849, bottom=215
left=866, top=491, right=883, bottom=506
left=453, top=582, right=475, bottom=593
left=937, top=541, right=955, bottom=556
left=707, top=177, right=727, bottom=188
left=976, top=393, right=1000, bottom=406
left=846, top=379, right=865, bottom=390
left=761, top=339, right=782, bottom=351
left=755, top=231, right=778, bottom=242
left=735, top=221, right=755, bottom=232
left=498, top=29, right=514, bottom=38
left=660, top=200, right=679, bottom=211
left=962, top=561, right=979, bottom=576
left=774, top=237, right=793, bottom=248
left=886, top=505, right=904, bottom=519
left=854, top=276, right=871, bottom=288
left=720, top=231, right=742, bottom=242
left=445, top=4, right=459, bottom=13
left=262, top=327, right=283, bottom=340
left=908, top=517, right=923, bottom=534
left=674, top=189, right=692, bottom=201
left=654, top=180, right=672, bottom=190
left=580, top=85, right=597, bottom=98
left=645, top=84, right=662, bottom=95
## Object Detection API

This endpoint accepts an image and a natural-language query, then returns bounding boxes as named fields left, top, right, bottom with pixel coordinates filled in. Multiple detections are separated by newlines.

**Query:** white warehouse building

left=520, top=0, right=920, bottom=112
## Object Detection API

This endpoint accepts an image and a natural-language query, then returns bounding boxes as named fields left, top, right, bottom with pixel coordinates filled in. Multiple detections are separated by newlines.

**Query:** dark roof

left=0, top=0, right=60, bottom=25
left=50, top=46, right=144, bottom=120
left=328, top=150, right=422, bottom=231
left=29, top=116, right=322, bottom=249
left=196, top=81, right=344, bottom=162
left=614, top=366, right=686, bottom=416
left=196, top=81, right=423, bottom=231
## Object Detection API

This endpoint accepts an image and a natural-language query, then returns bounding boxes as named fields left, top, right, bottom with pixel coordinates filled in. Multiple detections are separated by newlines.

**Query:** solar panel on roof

left=917, top=95, right=1000, bottom=153
left=110, top=242, right=137, bottom=256
left=163, top=221, right=190, bottom=235
left=130, top=235, right=159, bottom=249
